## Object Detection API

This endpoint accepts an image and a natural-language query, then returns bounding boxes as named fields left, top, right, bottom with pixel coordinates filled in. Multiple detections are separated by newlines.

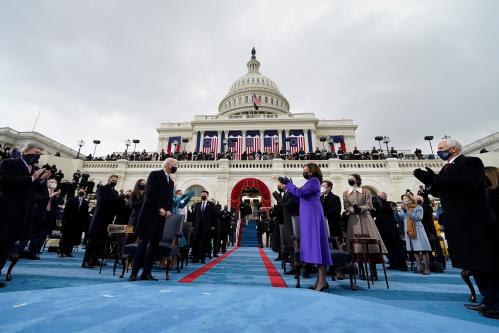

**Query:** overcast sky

left=1, top=0, right=498, bottom=156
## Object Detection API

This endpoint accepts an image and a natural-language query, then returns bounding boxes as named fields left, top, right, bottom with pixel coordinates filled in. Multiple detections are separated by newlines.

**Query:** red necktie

left=442, top=163, right=451, bottom=173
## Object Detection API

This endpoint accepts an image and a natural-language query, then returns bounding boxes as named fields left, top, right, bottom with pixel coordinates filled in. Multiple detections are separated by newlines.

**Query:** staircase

left=239, top=220, right=259, bottom=247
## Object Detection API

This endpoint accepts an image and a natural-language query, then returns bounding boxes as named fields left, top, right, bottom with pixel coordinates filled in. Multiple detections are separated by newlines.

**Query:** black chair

left=330, top=248, right=356, bottom=291
left=178, top=222, right=192, bottom=270
left=291, top=216, right=301, bottom=288
left=158, top=214, right=184, bottom=280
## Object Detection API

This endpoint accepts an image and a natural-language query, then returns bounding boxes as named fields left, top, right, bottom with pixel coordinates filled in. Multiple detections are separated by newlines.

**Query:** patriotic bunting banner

left=202, top=131, right=218, bottom=155
left=228, top=130, right=243, bottom=160
left=167, top=136, right=181, bottom=154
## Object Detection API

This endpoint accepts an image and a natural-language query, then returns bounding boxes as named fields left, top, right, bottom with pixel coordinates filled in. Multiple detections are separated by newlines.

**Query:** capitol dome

left=218, top=49, right=290, bottom=116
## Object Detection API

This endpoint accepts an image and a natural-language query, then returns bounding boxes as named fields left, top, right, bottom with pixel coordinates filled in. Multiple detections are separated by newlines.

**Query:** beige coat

left=343, top=188, right=387, bottom=254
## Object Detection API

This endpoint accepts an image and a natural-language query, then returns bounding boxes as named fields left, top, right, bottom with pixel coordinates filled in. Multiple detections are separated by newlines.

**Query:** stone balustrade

left=82, top=158, right=444, bottom=172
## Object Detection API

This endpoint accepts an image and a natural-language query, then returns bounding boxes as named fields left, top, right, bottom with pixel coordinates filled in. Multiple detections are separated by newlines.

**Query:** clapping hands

left=413, top=167, right=436, bottom=185
left=278, top=176, right=292, bottom=185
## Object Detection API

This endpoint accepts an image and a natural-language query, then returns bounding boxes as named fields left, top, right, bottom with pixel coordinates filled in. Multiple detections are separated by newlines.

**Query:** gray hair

left=440, top=139, right=462, bottom=152
left=21, top=143, right=44, bottom=153
left=162, top=157, right=177, bottom=168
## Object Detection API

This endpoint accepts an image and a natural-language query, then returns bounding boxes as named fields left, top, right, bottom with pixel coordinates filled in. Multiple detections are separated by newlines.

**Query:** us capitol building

left=77, top=49, right=449, bottom=208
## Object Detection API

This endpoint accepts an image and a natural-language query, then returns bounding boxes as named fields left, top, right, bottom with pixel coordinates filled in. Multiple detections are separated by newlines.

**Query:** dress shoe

left=464, top=303, right=491, bottom=312
left=213, top=254, right=219, bottom=258
left=275, top=256, right=282, bottom=261
left=481, top=309, right=499, bottom=319
left=316, top=282, right=330, bottom=293
left=128, top=275, right=137, bottom=282
left=0, top=282, right=6, bottom=288
left=140, top=274, right=158, bottom=281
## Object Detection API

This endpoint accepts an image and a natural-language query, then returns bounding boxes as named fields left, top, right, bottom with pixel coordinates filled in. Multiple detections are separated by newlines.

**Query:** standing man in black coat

left=320, top=180, right=342, bottom=242
left=129, top=158, right=177, bottom=281
left=192, top=191, right=216, bottom=264
left=414, top=138, right=498, bottom=318
left=82, top=175, right=123, bottom=268
left=372, top=192, right=406, bottom=270
left=59, top=188, right=89, bottom=257
left=0, top=143, right=48, bottom=288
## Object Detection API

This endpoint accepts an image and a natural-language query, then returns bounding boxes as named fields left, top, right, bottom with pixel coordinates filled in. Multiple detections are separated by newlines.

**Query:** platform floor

left=0, top=246, right=498, bottom=332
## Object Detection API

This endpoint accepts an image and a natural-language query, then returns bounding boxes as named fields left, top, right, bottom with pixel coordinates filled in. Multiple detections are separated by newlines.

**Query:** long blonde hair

left=485, top=166, right=499, bottom=189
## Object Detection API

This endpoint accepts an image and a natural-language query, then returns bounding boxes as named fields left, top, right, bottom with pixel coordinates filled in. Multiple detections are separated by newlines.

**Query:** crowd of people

left=0, top=139, right=497, bottom=319
left=84, top=146, right=435, bottom=162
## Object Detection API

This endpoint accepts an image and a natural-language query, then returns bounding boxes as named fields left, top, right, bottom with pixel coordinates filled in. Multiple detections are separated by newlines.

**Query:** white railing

left=82, top=158, right=445, bottom=172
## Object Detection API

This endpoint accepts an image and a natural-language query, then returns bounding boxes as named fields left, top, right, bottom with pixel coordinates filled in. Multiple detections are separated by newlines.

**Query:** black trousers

left=131, top=220, right=164, bottom=277
left=474, top=272, right=499, bottom=308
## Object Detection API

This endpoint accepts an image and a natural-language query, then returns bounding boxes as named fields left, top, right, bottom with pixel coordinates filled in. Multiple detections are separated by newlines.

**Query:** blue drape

left=307, top=129, right=313, bottom=152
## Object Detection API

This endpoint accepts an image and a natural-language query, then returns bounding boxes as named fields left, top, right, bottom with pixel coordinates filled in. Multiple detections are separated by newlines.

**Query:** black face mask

left=200, top=195, right=207, bottom=201
left=78, top=192, right=85, bottom=197
left=23, top=153, right=40, bottom=166
left=348, top=179, right=356, bottom=186
left=139, top=184, right=146, bottom=190
left=109, top=181, right=117, bottom=187
left=303, top=172, right=310, bottom=180
left=170, top=166, right=177, bottom=174
left=278, top=188, right=284, bottom=193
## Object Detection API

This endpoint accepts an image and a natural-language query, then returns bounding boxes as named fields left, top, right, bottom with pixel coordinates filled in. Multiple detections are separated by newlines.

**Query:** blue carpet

left=240, top=221, right=258, bottom=247
left=0, top=247, right=498, bottom=332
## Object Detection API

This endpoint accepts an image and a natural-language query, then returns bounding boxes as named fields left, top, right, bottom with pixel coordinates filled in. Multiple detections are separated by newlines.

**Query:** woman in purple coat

left=280, top=163, right=332, bottom=292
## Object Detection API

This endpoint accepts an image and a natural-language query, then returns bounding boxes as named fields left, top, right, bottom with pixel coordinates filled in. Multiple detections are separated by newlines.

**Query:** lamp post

left=319, top=136, right=327, bottom=151
left=375, top=136, right=384, bottom=151
left=124, top=139, right=131, bottom=156
left=382, top=136, right=390, bottom=156
left=182, top=138, right=189, bottom=152
left=132, top=139, right=140, bottom=154
left=92, top=140, right=101, bottom=159
left=76, top=139, right=85, bottom=159
left=424, top=136, right=434, bottom=158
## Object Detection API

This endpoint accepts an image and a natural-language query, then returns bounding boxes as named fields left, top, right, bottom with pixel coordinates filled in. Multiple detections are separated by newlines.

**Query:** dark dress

left=60, top=196, right=89, bottom=255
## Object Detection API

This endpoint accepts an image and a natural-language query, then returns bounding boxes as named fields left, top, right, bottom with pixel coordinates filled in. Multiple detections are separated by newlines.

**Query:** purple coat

left=287, top=177, right=332, bottom=266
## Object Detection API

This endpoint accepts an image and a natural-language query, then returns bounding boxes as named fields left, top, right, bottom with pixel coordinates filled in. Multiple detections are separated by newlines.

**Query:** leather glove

left=278, top=176, right=291, bottom=185
left=353, top=204, right=361, bottom=215
left=425, top=167, right=436, bottom=177
left=413, top=168, right=432, bottom=185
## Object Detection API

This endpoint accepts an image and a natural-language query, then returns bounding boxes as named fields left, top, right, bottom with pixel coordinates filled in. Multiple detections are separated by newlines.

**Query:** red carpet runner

left=178, top=247, right=239, bottom=283
left=258, top=248, right=288, bottom=288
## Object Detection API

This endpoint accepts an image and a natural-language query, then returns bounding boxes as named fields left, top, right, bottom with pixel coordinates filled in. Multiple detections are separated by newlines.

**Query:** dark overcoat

left=428, top=155, right=497, bottom=272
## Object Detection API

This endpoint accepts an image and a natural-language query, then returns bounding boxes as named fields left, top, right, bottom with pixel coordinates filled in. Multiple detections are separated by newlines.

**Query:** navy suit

left=131, top=170, right=174, bottom=277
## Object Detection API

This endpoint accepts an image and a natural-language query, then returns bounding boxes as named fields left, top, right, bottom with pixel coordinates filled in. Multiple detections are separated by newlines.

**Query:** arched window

left=185, top=185, right=207, bottom=200
left=238, top=96, right=242, bottom=104
left=265, top=96, right=268, bottom=103
left=245, top=95, right=248, bottom=103
left=271, top=98, right=274, bottom=105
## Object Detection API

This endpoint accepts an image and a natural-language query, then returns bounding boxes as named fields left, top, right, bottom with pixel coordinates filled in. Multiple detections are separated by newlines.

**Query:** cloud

left=0, top=0, right=497, bottom=156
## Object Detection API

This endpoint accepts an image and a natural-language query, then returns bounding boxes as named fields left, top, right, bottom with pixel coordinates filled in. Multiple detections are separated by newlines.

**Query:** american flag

left=167, top=136, right=181, bottom=154
left=202, top=136, right=218, bottom=154
left=264, top=135, right=279, bottom=153
left=228, top=136, right=243, bottom=160
left=289, top=135, right=305, bottom=155
left=252, top=94, right=261, bottom=110
left=246, top=135, right=260, bottom=153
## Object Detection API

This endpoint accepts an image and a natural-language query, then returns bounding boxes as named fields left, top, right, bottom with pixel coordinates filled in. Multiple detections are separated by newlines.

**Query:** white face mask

left=320, top=187, right=326, bottom=194
left=48, top=183, right=57, bottom=190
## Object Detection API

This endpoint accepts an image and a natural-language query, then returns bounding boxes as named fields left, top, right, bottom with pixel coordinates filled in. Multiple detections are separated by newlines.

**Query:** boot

left=422, top=253, right=431, bottom=275
left=415, top=254, right=423, bottom=273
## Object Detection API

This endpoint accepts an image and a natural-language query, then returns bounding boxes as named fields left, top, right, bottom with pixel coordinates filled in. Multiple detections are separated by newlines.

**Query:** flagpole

left=32, top=110, right=41, bottom=132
